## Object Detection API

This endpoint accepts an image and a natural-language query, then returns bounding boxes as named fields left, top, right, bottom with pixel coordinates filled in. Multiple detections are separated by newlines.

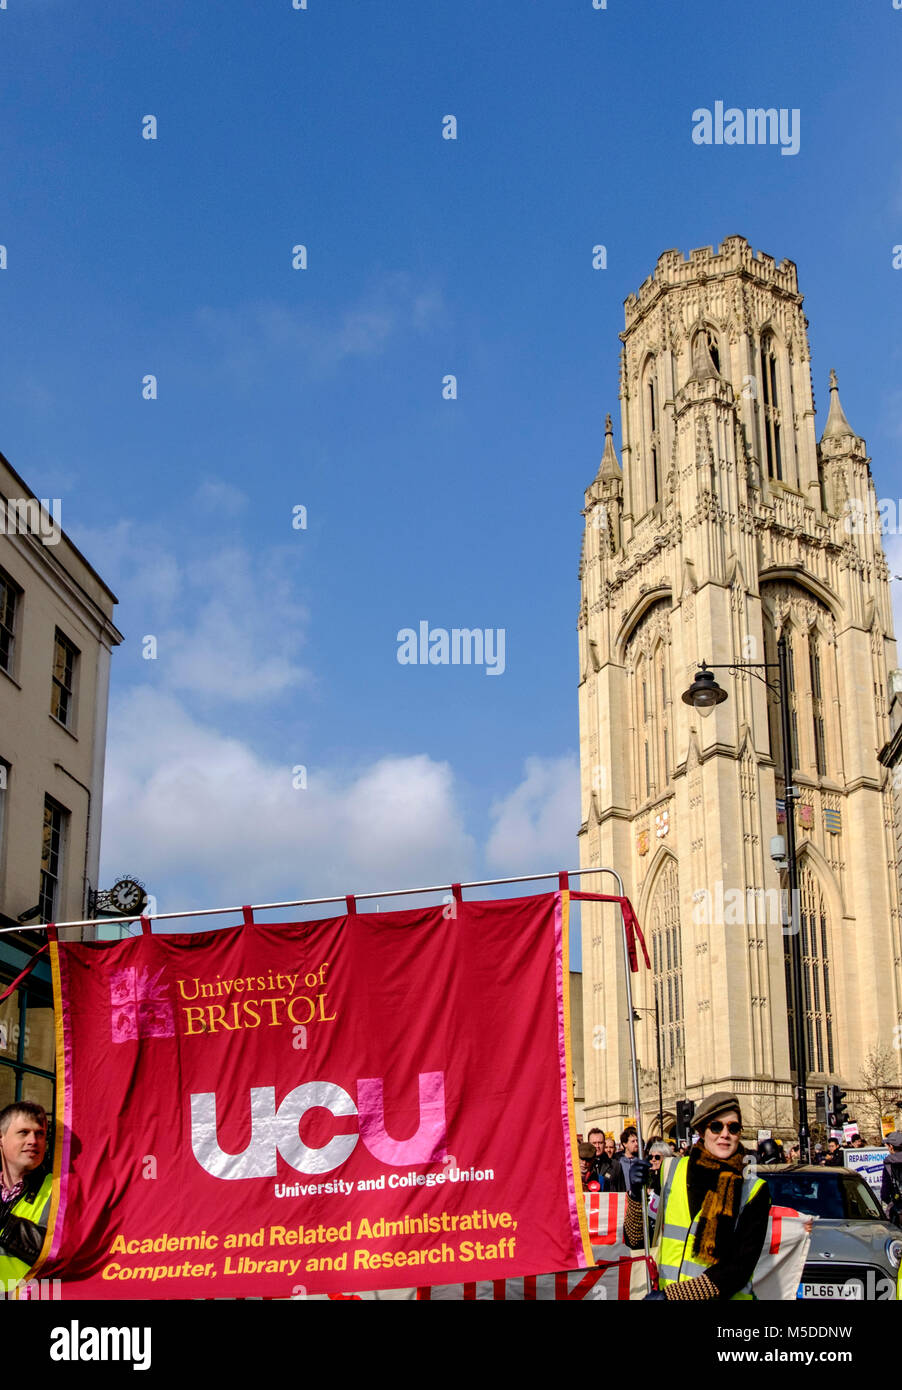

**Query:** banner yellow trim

left=560, top=890, right=593, bottom=1264
left=24, top=936, right=66, bottom=1286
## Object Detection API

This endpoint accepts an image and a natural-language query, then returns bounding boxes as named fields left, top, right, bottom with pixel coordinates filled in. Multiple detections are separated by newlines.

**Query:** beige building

left=577, top=236, right=901, bottom=1141
left=0, top=450, right=123, bottom=1110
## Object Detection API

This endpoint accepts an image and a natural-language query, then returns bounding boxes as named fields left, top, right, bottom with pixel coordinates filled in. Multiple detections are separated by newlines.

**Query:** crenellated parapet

left=622, top=236, right=801, bottom=329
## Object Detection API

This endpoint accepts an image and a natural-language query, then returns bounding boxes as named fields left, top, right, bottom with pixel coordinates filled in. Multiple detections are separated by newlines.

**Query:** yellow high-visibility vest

left=0, top=1172, right=53, bottom=1285
left=654, top=1157, right=765, bottom=1300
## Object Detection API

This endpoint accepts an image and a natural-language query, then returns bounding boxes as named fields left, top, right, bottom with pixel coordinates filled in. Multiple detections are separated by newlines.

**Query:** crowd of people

left=578, top=1126, right=675, bottom=1195
left=575, top=1106, right=902, bottom=1301
left=3, top=1091, right=901, bottom=1302
left=577, top=1123, right=882, bottom=1193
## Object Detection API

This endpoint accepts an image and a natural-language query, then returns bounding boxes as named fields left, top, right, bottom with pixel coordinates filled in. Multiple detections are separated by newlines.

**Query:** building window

left=784, top=865, right=833, bottom=1075
left=51, top=629, right=78, bottom=727
left=39, top=795, right=68, bottom=922
left=0, top=568, right=20, bottom=676
left=650, top=860, right=683, bottom=1072
left=809, top=635, right=827, bottom=777
left=649, top=381, right=659, bottom=505
left=705, top=328, right=721, bottom=375
left=627, top=603, right=672, bottom=806
left=0, top=972, right=55, bottom=1115
left=629, top=627, right=673, bottom=804
left=786, top=636, right=800, bottom=774
left=637, top=655, right=655, bottom=800
left=643, top=358, right=661, bottom=511
left=654, top=642, right=670, bottom=785
left=764, top=590, right=837, bottom=783
left=759, top=333, right=783, bottom=482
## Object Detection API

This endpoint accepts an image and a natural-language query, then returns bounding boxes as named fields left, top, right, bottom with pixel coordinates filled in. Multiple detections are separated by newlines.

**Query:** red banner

left=34, top=891, right=592, bottom=1297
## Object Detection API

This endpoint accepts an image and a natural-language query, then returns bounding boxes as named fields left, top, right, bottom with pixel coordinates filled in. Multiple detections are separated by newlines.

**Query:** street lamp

left=681, top=636, right=810, bottom=1162
left=632, top=1000, right=664, bottom=1150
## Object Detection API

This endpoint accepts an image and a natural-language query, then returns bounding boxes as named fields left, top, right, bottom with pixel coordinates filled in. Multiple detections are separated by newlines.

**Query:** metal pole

left=655, top=989, right=664, bottom=1144
left=777, top=633, right=810, bottom=1162
left=599, top=868, right=653, bottom=1289
left=0, top=865, right=629, bottom=934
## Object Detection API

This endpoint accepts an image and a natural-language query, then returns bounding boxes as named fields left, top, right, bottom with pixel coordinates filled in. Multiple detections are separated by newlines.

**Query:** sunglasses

left=707, top=1120, right=741, bottom=1136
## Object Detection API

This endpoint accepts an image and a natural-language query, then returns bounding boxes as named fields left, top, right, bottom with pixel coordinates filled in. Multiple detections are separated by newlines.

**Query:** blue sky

left=1, top=0, right=900, bottom=942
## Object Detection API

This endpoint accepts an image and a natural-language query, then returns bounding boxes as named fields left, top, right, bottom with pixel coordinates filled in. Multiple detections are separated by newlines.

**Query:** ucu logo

left=190, top=1072, right=447, bottom=1179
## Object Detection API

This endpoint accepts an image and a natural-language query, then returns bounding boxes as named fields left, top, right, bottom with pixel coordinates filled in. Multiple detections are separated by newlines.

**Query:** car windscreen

left=763, top=1171, right=884, bottom=1220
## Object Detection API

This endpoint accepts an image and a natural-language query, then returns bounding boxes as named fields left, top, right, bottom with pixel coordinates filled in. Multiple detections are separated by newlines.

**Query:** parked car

left=759, top=1164, right=901, bottom=1300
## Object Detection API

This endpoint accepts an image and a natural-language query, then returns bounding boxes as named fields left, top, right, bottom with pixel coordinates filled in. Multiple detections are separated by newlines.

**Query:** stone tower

left=577, top=236, right=901, bottom=1140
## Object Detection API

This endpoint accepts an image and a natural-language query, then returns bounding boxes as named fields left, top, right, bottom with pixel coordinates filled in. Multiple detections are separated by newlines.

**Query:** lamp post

left=681, top=635, right=810, bottom=1162
left=632, top=998, right=664, bottom=1149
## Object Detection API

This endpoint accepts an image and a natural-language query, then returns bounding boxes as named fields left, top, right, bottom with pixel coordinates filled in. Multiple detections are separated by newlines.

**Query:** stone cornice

left=587, top=805, right=644, bottom=827
left=672, top=740, right=751, bottom=777
left=843, top=775, right=885, bottom=794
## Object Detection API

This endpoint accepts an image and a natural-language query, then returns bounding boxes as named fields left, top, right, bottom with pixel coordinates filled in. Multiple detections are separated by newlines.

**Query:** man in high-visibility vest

left=623, top=1092, right=771, bottom=1301
left=0, top=1101, right=53, bottom=1287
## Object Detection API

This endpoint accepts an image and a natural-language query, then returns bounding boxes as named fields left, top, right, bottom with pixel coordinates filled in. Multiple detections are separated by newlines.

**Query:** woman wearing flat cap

left=623, top=1092, right=770, bottom=1300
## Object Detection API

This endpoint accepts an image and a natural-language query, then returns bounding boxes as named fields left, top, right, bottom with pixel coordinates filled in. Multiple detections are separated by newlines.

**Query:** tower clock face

left=110, top=879, right=145, bottom=913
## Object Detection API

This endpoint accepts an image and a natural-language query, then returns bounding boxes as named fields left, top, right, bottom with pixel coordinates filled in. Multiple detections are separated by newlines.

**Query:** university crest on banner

left=32, top=892, right=593, bottom=1298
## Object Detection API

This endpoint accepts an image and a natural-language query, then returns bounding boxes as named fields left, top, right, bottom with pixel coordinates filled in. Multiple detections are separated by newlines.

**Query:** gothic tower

left=577, top=236, right=901, bottom=1139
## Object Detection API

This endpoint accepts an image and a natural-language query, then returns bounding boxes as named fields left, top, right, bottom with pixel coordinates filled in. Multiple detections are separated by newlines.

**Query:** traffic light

left=815, top=1088, right=827, bottom=1125
left=827, top=1084, right=850, bottom=1129
left=676, top=1099, right=695, bottom=1143
left=833, top=1086, right=849, bottom=1128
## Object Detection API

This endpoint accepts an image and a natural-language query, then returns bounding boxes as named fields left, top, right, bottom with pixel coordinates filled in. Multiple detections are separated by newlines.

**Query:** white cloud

left=195, top=273, right=444, bottom=379
left=485, top=755, right=580, bottom=875
left=155, top=545, right=310, bottom=701
left=194, top=479, right=249, bottom=517
left=69, top=520, right=311, bottom=703
left=100, top=688, right=477, bottom=914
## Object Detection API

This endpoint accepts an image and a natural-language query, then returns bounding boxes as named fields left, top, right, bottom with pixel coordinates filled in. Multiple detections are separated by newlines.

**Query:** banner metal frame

left=2, top=863, right=653, bottom=1290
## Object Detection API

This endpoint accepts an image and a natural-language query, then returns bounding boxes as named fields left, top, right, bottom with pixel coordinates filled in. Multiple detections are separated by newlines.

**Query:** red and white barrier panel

left=416, top=1194, right=652, bottom=1301
left=416, top=1254, right=655, bottom=1301
left=319, top=1195, right=811, bottom=1301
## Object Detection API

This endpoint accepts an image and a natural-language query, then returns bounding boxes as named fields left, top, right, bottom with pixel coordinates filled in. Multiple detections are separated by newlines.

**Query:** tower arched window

left=637, top=653, right=653, bottom=798
left=783, top=864, right=834, bottom=1074
left=642, top=357, right=661, bottom=510
left=650, top=859, right=683, bottom=1068
left=640, top=640, right=670, bottom=793
left=704, top=327, right=721, bottom=375
left=759, top=333, right=783, bottom=482
left=809, top=633, right=827, bottom=777
left=762, top=617, right=799, bottom=776
left=763, top=588, right=837, bottom=784
left=626, top=601, right=672, bottom=807
left=654, top=641, right=670, bottom=784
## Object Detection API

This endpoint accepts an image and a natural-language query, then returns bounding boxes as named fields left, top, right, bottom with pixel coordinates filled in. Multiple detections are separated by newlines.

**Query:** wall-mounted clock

left=109, top=878, right=146, bottom=914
